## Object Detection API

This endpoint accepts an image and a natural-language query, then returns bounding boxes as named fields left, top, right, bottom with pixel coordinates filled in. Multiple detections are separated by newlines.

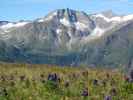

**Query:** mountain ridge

left=0, top=8, right=133, bottom=68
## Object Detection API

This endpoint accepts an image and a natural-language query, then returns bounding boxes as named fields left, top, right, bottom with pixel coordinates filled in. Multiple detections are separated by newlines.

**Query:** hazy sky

left=1, top=0, right=133, bottom=21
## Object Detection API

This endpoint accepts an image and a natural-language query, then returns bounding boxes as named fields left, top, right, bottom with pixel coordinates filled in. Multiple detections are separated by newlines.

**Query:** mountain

left=0, top=8, right=133, bottom=68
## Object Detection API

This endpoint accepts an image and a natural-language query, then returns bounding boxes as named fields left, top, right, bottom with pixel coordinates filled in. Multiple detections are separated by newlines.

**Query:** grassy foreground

left=0, top=63, right=132, bottom=100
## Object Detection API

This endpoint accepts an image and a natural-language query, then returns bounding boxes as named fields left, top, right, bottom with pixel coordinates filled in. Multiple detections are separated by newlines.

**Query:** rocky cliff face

left=0, top=8, right=133, bottom=68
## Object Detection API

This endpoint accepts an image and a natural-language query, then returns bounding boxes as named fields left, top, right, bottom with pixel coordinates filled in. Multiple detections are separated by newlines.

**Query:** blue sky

left=0, top=0, right=133, bottom=21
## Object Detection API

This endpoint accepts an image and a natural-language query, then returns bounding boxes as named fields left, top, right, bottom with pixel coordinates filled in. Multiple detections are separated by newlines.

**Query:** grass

left=0, top=63, right=132, bottom=100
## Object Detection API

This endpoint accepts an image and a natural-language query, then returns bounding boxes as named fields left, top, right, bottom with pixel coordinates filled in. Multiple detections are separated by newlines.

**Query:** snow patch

left=56, top=29, right=62, bottom=35
left=82, top=27, right=106, bottom=42
left=111, top=17, right=121, bottom=22
left=38, top=19, right=44, bottom=22
left=90, top=27, right=105, bottom=37
left=1, top=22, right=29, bottom=30
left=60, top=19, right=88, bottom=31
left=93, top=14, right=133, bottom=23
left=94, top=14, right=121, bottom=22
left=74, top=22, right=88, bottom=30
left=94, top=14, right=110, bottom=22
left=123, top=14, right=133, bottom=21
left=60, top=18, right=71, bottom=26
left=45, top=16, right=54, bottom=21
left=53, top=12, right=57, bottom=16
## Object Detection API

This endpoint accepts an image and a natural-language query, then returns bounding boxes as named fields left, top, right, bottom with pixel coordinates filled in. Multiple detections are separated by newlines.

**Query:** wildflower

left=110, top=79, right=116, bottom=86
left=41, top=79, right=45, bottom=83
left=47, top=73, right=58, bottom=82
left=3, top=88, right=8, bottom=96
left=20, top=75, right=26, bottom=81
left=0, top=88, right=8, bottom=96
left=130, top=69, right=133, bottom=80
left=40, top=74, right=44, bottom=78
left=40, top=74, right=45, bottom=83
left=93, top=79, right=98, bottom=86
left=81, top=88, right=88, bottom=97
left=58, top=77, right=61, bottom=83
left=104, top=95, right=112, bottom=100
left=110, top=88, right=117, bottom=96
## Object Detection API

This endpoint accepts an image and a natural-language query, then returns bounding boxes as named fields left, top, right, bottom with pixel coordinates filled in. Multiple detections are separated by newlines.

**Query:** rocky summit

left=0, top=8, right=133, bottom=68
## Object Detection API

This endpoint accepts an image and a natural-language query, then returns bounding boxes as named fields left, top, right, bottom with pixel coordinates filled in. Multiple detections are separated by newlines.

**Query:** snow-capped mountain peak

left=0, top=9, right=133, bottom=67
left=25, top=9, right=133, bottom=42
